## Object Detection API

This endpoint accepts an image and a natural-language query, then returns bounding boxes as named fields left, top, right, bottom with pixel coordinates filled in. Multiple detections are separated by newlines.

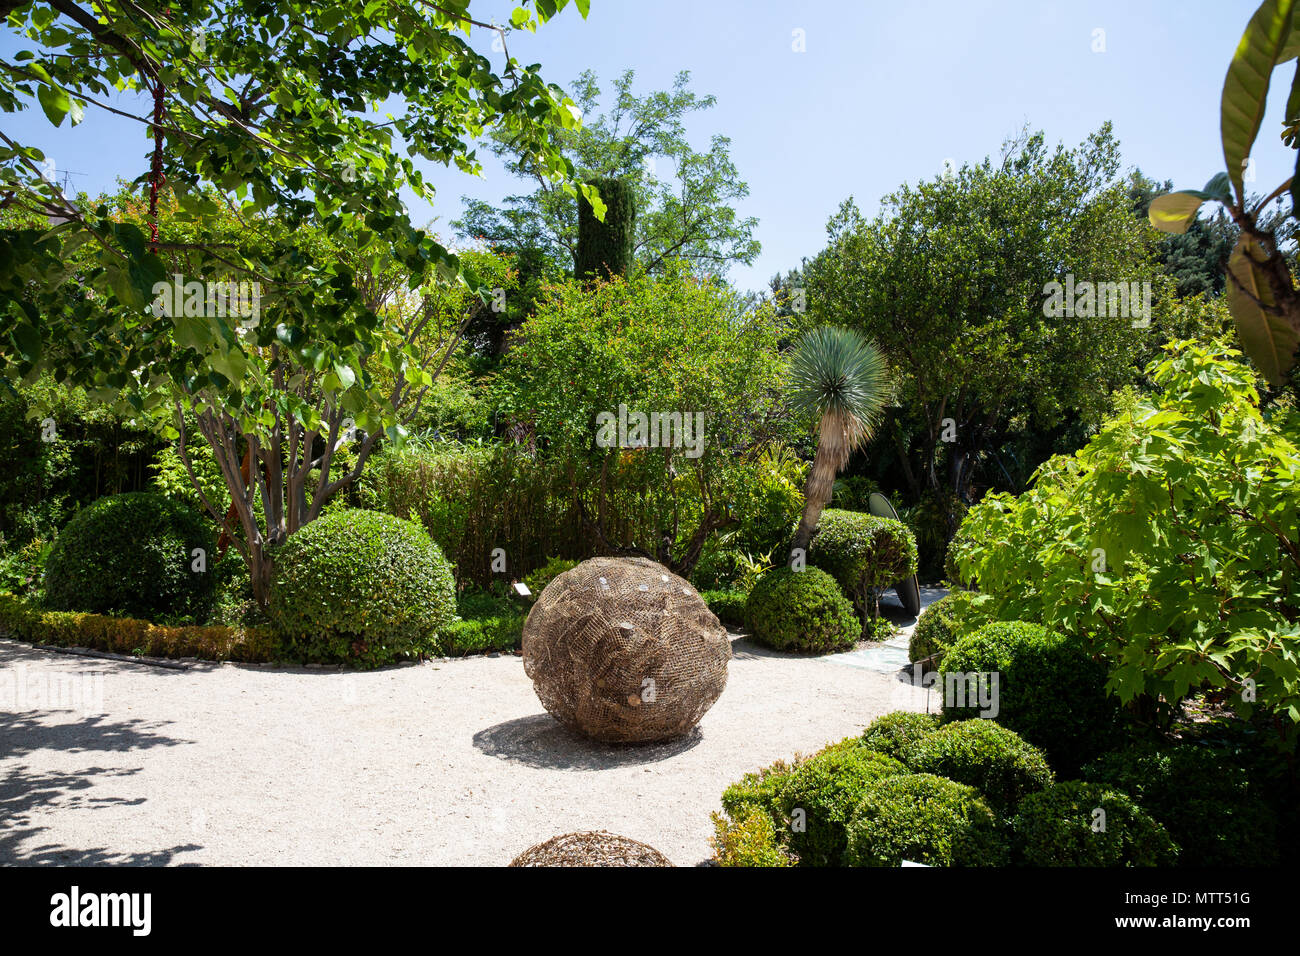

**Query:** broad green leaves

left=1226, top=235, right=1300, bottom=383
left=1147, top=191, right=1208, bottom=234
left=1222, top=0, right=1295, bottom=203
left=952, top=343, right=1300, bottom=746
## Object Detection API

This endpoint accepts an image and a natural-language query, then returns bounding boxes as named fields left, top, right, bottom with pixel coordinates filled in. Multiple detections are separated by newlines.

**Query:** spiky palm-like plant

left=787, top=326, right=889, bottom=559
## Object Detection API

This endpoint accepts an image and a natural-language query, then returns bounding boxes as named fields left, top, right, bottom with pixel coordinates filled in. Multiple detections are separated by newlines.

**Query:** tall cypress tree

left=575, top=176, right=636, bottom=281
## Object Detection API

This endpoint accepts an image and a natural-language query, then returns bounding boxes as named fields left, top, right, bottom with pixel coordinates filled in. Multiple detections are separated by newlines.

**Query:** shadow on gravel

left=473, top=713, right=703, bottom=770
left=0, top=710, right=200, bottom=865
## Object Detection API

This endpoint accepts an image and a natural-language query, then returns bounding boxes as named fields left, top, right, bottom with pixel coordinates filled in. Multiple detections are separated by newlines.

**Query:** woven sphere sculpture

left=509, top=831, right=674, bottom=867
left=522, top=556, right=730, bottom=744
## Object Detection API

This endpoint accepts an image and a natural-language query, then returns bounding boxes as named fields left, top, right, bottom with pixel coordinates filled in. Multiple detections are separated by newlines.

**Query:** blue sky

left=2, top=0, right=1291, bottom=295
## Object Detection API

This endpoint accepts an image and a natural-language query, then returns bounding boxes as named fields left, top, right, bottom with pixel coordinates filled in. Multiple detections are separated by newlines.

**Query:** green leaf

left=36, top=83, right=71, bottom=127
left=1222, top=0, right=1296, bottom=204
left=10, top=323, right=40, bottom=363
left=1202, top=172, right=1233, bottom=203
left=1148, top=191, right=1208, bottom=234
left=1225, top=235, right=1300, bottom=384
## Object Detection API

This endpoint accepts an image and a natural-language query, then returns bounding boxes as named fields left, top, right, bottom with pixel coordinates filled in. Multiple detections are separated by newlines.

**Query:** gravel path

left=0, top=593, right=942, bottom=867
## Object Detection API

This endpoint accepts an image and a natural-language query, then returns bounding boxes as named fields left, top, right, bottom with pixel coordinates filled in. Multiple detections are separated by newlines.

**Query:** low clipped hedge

left=844, top=773, right=1009, bottom=867
left=1082, top=746, right=1279, bottom=866
left=701, top=589, right=748, bottom=630
left=909, top=590, right=977, bottom=663
left=938, top=620, right=1121, bottom=774
left=901, top=719, right=1054, bottom=815
left=0, top=592, right=272, bottom=662
left=44, top=492, right=217, bottom=624
left=807, top=509, right=918, bottom=619
left=1011, top=781, right=1179, bottom=866
left=860, top=711, right=940, bottom=761
left=745, top=567, right=860, bottom=653
left=268, top=509, right=457, bottom=669
left=773, top=741, right=909, bottom=866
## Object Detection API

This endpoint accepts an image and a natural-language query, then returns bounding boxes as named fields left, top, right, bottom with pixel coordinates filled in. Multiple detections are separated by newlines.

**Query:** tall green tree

left=0, top=0, right=594, bottom=605
left=455, top=69, right=760, bottom=279
left=804, top=125, right=1156, bottom=510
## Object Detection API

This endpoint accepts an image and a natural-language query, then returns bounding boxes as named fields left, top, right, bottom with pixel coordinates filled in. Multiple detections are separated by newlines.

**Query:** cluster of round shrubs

left=268, top=509, right=457, bottom=669
left=712, top=707, right=1215, bottom=868
left=938, top=620, right=1121, bottom=774
left=806, top=509, right=917, bottom=618
left=741, top=508, right=919, bottom=653
left=43, top=491, right=217, bottom=623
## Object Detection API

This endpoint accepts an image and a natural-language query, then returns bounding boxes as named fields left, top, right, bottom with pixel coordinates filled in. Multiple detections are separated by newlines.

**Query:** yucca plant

left=786, top=326, right=889, bottom=559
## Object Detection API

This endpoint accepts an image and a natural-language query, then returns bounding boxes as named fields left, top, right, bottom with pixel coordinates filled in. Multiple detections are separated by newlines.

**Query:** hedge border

left=0, top=592, right=273, bottom=663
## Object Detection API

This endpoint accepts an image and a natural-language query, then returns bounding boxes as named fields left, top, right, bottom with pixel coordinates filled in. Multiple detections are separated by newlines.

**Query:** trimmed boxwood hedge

left=268, top=509, right=457, bottom=669
left=0, top=592, right=273, bottom=662
left=901, top=719, right=1054, bottom=815
left=1082, top=746, right=1279, bottom=866
left=745, top=566, right=859, bottom=653
left=43, top=491, right=217, bottom=624
left=938, top=620, right=1121, bottom=774
left=860, top=711, right=940, bottom=761
left=772, top=741, right=909, bottom=866
left=807, top=509, right=918, bottom=620
left=844, top=773, right=1009, bottom=867
left=1011, top=781, right=1179, bottom=866
left=909, top=589, right=977, bottom=663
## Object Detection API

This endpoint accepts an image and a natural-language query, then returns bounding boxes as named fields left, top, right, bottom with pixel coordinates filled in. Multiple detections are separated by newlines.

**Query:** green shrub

left=947, top=343, right=1300, bottom=741
left=1012, top=781, right=1179, bottom=866
left=268, top=509, right=456, bottom=669
left=44, top=492, right=217, bottom=624
left=436, top=614, right=523, bottom=656
left=863, top=615, right=895, bottom=642
left=773, top=742, right=909, bottom=866
left=909, top=590, right=977, bottom=663
left=939, top=620, right=1121, bottom=774
left=745, top=567, right=860, bottom=653
left=901, top=719, right=1054, bottom=815
left=1082, top=745, right=1279, bottom=866
left=0, top=538, right=50, bottom=599
left=522, top=556, right=578, bottom=599
left=843, top=773, right=1009, bottom=867
left=701, top=589, right=748, bottom=630
left=710, top=806, right=794, bottom=867
left=807, top=509, right=918, bottom=620
left=860, top=711, right=940, bottom=760
left=720, top=760, right=800, bottom=820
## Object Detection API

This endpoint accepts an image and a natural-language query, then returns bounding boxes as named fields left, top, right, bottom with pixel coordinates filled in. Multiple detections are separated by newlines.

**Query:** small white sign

left=512, top=582, right=531, bottom=597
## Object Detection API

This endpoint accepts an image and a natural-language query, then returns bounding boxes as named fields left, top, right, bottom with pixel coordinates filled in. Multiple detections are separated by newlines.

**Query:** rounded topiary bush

left=745, top=566, right=859, bottom=653
left=901, top=719, right=1054, bottom=815
left=1082, top=746, right=1279, bottom=866
left=268, top=509, right=456, bottom=668
left=44, top=491, right=217, bottom=623
left=938, top=620, right=1121, bottom=774
left=807, top=509, right=918, bottom=619
left=1012, top=781, right=1179, bottom=866
left=909, top=590, right=977, bottom=663
left=860, top=711, right=940, bottom=761
left=701, top=589, right=748, bottom=630
left=773, top=741, right=909, bottom=866
left=844, top=773, right=1009, bottom=867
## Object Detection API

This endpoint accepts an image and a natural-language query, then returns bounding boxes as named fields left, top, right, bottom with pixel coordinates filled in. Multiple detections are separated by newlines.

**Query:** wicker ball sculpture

left=509, top=831, right=673, bottom=867
left=522, top=556, right=730, bottom=744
